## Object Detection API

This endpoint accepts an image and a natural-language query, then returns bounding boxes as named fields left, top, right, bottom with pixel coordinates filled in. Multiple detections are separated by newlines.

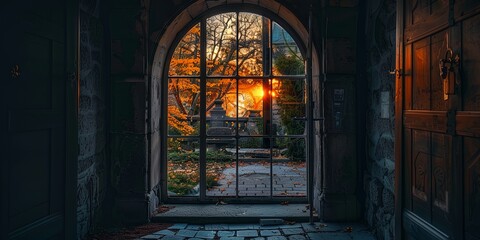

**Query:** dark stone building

left=1, top=0, right=479, bottom=239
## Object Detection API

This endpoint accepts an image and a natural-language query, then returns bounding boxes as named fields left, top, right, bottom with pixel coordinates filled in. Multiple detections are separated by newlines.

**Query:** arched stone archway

left=147, top=0, right=321, bottom=208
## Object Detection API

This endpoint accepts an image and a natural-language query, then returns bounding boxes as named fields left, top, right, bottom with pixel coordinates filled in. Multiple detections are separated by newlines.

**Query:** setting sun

left=252, top=86, right=264, bottom=98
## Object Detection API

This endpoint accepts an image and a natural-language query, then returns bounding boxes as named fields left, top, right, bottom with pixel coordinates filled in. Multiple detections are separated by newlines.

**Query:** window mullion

left=200, top=18, right=207, bottom=201
left=235, top=11, right=239, bottom=198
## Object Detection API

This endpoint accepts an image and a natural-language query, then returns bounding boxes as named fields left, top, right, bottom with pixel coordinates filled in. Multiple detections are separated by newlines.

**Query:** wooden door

left=396, top=0, right=480, bottom=239
left=1, top=1, right=77, bottom=239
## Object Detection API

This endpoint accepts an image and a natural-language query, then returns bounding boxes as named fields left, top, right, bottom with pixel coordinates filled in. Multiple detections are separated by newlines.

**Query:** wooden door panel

left=456, top=112, right=480, bottom=137
left=8, top=130, right=51, bottom=231
left=2, top=1, right=67, bottom=239
left=404, top=129, right=413, bottom=211
left=462, top=14, right=480, bottom=111
left=431, top=133, right=452, bottom=232
left=430, top=31, right=448, bottom=111
left=404, top=44, right=413, bottom=110
left=405, top=0, right=449, bottom=42
left=455, top=0, right=480, bottom=21
left=411, top=130, right=431, bottom=220
left=404, top=111, right=448, bottom=133
left=412, top=39, right=431, bottom=110
left=399, top=0, right=480, bottom=239
left=464, top=137, right=480, bottom=239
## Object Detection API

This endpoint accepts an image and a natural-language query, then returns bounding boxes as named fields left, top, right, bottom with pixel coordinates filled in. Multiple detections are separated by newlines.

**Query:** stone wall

left=363, top=0, right=396, bottom=239
left=77, top=0, right=108, bottom=238
left=109, top=0, right=153, bottom=225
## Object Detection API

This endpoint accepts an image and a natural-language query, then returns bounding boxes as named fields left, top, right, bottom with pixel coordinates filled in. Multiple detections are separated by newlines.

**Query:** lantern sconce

left=439, top=48, right=460, bottom=100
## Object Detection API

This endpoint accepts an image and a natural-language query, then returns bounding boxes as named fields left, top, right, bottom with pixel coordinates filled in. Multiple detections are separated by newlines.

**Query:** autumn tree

left=168, top=13, right=266, bottom=135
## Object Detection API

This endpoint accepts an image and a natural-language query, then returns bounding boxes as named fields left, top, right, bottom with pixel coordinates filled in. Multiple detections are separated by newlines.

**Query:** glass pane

left=169, top=23, right=201, bottom=76
left=168, top=78, right=200, bottom=136
left=167, top=138, right=200, bottom=196
left=238, top=79, right=265, bottom=135
left=272, top=22, right=304, bottom=76
left=206, top=13, right=237, bottom=76
left=273, top=137, right=307, bottom=197
left=238, top=13, right=263, bottom=76
left=206, top=138, right=236, bottom=197
left=238, top=137, right=271, bottom=197
left=271, top=78, right=306, bottom=136
left=206, top=79, right=237, bottom=136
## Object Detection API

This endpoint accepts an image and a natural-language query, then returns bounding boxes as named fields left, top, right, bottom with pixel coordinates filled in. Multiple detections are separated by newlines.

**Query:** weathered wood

left=463, top=137, right=480, bottom=239
left=404, top=0, right=449, bottom=44
left=404, top=110, right=448, bottom=133
left=456, top=112, right=480, bottom=137
left=403, top=210, right=449, bottom=240
left=412, top=38, right=431, bottom=110
left=431, top=133, right=452, bottom=232
left=411, top=130, right=431, bottom=220
left=398, top=0, right=480, bottom=238
left=404, top=44, right=413, bottom=110
left=395, top=1, right=405, bottom=239
left=455, top=0, right=480, bottom=22
left=462, top=14, right=480, bottom=112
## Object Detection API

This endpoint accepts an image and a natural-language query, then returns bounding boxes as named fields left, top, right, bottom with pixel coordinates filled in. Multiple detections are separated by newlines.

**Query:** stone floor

left=205, top=162, right=306, bottom=197
left=153, top=204, right=312, bottom=223
left=139, top=222, right=375, bottom=240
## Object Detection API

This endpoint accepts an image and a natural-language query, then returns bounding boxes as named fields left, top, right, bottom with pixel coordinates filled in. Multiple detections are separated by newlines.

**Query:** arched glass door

left=165, top=12, right=307, bottom=202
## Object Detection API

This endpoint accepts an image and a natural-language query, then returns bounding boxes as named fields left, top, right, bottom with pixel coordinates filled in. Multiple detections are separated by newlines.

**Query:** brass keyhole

left=11, top=64, right=20, bottom=79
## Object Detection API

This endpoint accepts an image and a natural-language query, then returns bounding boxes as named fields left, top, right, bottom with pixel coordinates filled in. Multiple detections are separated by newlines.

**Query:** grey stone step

left=152, top=204, right=317, bottom=224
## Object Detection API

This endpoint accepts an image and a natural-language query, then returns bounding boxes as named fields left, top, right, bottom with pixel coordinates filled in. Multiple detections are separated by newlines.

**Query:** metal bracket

left=389, top=69, right=402, bottom=78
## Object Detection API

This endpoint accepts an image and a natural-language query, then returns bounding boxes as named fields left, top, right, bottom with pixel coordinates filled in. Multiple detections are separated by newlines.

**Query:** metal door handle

left=11, top=64, right=20, bottom=79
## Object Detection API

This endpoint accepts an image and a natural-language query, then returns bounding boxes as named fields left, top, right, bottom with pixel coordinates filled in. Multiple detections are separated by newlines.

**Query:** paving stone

left=205, top=224, right=229, bottom=230
left=251, top=238, right=266, bottom=240
left=260, top=230, right=281, bottom=236
left=250, top=224, right=261, bottom=229
left=301, top=223, right=318, bottom=233
left=351, top=232, right=376, bottom=240
left=315, top=223, right=343, bottom=232
left=236, top=230, right=259, bottom=237
left=160, top=235, right=185, bottom=240
left=186, top=225, right=203, bottom=230
left=282, top=228, right=304, bottom=235
left=278, top=224, right=302, bottom=229
left=307, top=233, right=351, bottom=240
left=287, top=235, right=306, bottom=240
left=266, top=236, right=287, bottom=240
left=195, top=230, right=216, bottom=239
left=141, top=235, right=161, bottom=239
left=229, top=224, right=254, bottom=230
left=218, top=231, right=235, bottom=237
left=169, top=223, right=188, bottom=230
left=188, top=238, right=203, bottom=240
left=176, top=229, right=197, bottom=238
left=259, top=225, right=282, bottom=230
left=260, top=219, right=284, bottom=226
left=153, top=229, right=175, bottom=236
left=220, top=237, right=245, bottom=240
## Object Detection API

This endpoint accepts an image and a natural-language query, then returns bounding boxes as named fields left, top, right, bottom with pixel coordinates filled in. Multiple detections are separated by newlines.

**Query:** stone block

left=260, top=230, right=281, bottom=236
left=236, top=230, right=258, bottom=237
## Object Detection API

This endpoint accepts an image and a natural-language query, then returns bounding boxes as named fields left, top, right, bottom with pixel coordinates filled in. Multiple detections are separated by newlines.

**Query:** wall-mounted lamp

left=439, top=48, right=460, bottom=100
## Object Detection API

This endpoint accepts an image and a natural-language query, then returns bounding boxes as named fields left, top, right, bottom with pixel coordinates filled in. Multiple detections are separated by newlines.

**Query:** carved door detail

left=398, top=0, right=480, bottom=239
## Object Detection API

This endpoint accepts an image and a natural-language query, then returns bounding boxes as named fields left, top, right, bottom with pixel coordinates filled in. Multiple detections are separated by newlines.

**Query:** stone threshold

left=152, top=204, right=317, bottom=224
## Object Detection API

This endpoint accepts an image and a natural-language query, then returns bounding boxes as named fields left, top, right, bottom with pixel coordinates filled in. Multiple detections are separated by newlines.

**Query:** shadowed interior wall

left=316, top=0, right=361, bottom=221
left=109, top=0, right=153, bottom=225
left=363, top=0, right=396, bottom=239
left=77, top=0, right=108, bottom=238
